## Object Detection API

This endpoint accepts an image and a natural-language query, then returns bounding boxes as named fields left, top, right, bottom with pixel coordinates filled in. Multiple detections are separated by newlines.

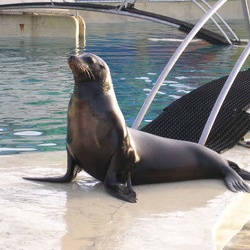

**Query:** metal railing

left=131, top=0, right=250, bottom=146
left=132, top=0, right=229, bottom=129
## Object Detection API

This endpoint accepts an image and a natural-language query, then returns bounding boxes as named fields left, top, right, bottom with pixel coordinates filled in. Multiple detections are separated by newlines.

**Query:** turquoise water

left=0, top=21, right=249, bottom=154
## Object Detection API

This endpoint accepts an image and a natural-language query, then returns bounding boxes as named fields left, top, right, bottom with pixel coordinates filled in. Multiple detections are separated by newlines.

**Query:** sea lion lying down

left=24, top=53, right=250, bottom=203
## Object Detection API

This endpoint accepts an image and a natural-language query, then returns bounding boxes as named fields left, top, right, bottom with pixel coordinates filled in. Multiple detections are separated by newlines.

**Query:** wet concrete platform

left=0, top=145, right=250, bottom=250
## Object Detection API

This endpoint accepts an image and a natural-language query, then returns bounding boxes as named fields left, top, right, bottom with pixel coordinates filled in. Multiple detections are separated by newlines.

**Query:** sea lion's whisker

left=83, top=66, right=95, bottom=80
left=76, top=62, right=95, bottom=80
left=87, top=68, right=96, bottom=80
left=85, top=68, right=92, bottom=79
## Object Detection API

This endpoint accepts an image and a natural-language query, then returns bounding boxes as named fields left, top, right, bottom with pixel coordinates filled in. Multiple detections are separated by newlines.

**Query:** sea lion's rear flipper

left=228, top=160, right=250, bottom=180
left=223, top=160, right=250, bottom=192
left=224, top=173, right=250, bottom=193
left=23, top=149, right=81, bottom=183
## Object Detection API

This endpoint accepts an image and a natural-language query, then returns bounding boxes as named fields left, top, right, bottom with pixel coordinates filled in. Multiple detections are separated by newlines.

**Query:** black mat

left=141, top=70, right=250, bottom=153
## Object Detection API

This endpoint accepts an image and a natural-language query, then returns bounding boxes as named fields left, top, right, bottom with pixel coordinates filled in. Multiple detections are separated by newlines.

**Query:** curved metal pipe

left=192, top=0, right=232, bottom=45
left=132, top=0, right=228, bottom=129
left=198, top=41, right=250, bottom=145
left=201, top=0, right=240, bottom=42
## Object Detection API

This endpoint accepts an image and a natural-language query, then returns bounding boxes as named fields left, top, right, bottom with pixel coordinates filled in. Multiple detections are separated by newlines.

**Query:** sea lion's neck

left=73, top=81, right=112, bottom=99
left=74, top=81, right=113, bottom=98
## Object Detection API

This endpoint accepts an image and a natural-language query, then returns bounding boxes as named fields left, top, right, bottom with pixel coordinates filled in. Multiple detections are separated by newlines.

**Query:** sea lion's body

left=66, top=79, right=135, bottom=183
left=24, top=53, right=250, bottom=202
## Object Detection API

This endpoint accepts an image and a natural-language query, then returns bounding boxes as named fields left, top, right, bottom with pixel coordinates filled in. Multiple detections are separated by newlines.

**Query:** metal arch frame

left=131, top=0, right=250, bottom=146
left=199, top=0, right=240, bottom=42
left=192, top=0, right=232, bottom=45
left=131, top=0, right=229, bottom=129
left=198, top=41, right=250, bottom=145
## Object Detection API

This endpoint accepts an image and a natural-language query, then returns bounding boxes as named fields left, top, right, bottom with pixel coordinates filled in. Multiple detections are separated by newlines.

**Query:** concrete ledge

left=0, top=0, right=247, bottom=24
left=76, top=0, right=247, bottom=23
left=0, top=145, right=250, bottom=249
left=135, top=1, right=246, bottom=21
left=0, top=13, right=85, bottom=39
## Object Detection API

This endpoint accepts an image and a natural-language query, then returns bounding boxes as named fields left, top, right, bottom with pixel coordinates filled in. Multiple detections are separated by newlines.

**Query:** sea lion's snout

left=68, top=55, right=79, bottom=70
left=68, top=55, right=77, bottom=62
left=68, top=54, right=92, bottom=70
left=68, top=55, right=87, bottom=75
left=68, top=54, right=98, bottom=82
left=67, top=53, right=110, bottom=85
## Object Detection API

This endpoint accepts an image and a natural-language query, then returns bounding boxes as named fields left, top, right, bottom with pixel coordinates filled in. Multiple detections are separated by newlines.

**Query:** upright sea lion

left=24, top=53, right=250, bottom=203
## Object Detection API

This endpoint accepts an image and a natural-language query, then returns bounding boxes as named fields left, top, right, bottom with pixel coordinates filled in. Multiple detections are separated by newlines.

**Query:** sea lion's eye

left=85, top=57, right=95, bottom=64
left=100, top=64, right=105, bottom=69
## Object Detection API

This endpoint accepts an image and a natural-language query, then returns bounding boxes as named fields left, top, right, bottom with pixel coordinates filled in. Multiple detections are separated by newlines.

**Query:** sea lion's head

left=68, top=53, right=112, bottom=92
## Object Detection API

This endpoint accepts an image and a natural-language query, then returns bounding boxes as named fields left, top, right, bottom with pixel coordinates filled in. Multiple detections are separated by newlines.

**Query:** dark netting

left=141, top=69, right=250, bottom=153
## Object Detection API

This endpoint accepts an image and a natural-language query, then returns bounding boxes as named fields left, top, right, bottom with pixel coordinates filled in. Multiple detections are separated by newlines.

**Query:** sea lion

left=24, top=53, right=250, bottom=203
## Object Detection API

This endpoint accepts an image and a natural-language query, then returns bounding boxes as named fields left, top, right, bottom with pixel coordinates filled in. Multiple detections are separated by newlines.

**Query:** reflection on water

left=0, top=37, right=75, bottom=154
left=0, top=21, right=249, bottom=154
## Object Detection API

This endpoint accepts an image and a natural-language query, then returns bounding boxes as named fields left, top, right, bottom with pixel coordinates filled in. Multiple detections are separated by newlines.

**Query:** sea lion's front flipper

left=104, top=153, right=137, bottom=203
left=23, top=149, right=81, bottom=183
left=105, top=173, right=136, bottom=203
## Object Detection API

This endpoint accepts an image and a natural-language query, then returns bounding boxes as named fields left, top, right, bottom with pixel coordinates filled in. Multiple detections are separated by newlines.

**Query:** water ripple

left=0, top=22, right=249, bottom=154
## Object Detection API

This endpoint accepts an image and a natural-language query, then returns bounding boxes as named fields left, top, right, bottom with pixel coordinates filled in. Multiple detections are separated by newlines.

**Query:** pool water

left=0, top=21, right=249, bottom=154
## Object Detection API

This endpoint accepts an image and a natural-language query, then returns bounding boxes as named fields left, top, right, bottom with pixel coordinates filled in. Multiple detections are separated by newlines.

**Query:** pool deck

left=0, top=144, right=250, bottom=250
